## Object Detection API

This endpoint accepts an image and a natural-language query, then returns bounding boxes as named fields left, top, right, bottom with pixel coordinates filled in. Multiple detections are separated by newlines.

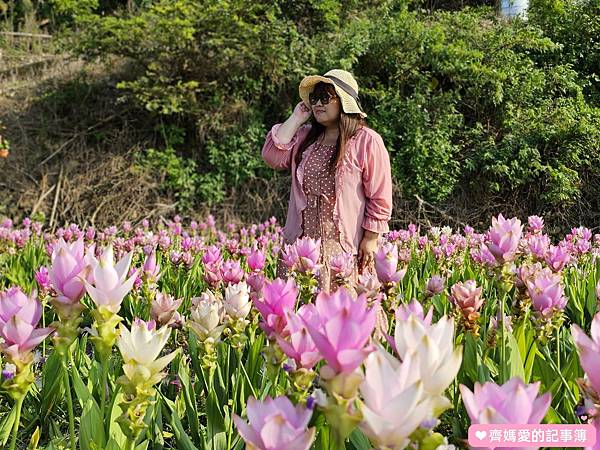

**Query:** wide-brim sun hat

left=299, top=69, right=367, bottom=118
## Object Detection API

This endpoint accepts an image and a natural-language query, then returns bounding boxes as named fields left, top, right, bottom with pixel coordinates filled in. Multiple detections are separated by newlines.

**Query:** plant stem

left=63, top=356, right=76, bottom=450
left=499, top=292, right=507, bottom=384
left=100, top=357, right=109, bottom=433
left=125, top=438, right=136, bottom=450
left=9, top=396, right=24, bottom=450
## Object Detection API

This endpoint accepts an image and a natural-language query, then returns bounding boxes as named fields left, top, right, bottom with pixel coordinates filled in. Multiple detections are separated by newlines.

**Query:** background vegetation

left=0, top=0, right=599, bottom=233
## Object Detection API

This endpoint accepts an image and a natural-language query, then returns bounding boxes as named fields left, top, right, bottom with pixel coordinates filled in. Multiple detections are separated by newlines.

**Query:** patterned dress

left=277, top=139, right=359, bottom=293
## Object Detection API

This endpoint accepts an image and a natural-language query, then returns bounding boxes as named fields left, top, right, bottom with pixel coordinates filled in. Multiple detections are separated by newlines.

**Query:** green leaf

left=0, top=407, right=16, bottom=446
left=506, top=332, right=525, bottom=381
left=40, top=352, right=65, bottom=422
left=348, top=428, right=371, bottom=450
left=79, top=398, right=106, bottom=450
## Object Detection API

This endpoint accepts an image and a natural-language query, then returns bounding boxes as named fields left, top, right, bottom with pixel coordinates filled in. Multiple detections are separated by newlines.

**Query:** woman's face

left=310, top=83, right=341, bottom=127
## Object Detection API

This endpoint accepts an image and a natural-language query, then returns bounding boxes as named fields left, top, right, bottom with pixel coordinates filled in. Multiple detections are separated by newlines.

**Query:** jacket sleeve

left=262, top=123, right=311, bottom=171
left=361, top=132, right=393, bottom=234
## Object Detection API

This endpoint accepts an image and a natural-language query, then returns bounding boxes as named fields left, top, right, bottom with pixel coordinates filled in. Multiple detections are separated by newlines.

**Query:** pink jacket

left=262, top=123, right=393, bottom=254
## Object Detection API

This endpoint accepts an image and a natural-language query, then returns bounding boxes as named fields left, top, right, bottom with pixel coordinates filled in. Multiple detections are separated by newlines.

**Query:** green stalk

left=63, top=357, right=76, bottom=450
left=9, top=396, right=24, bottom=450
left=100, top=357, right=109, bottom=433
left=125, top=438, right=136, bottom=450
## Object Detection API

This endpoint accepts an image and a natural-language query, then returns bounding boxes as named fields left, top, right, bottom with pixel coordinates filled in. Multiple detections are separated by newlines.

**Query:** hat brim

left=299, top=75, right=367, bottom=118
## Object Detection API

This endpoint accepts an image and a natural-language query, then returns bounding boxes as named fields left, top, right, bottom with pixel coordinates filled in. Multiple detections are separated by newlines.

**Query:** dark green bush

left=54, top=0, right=600, bottom=216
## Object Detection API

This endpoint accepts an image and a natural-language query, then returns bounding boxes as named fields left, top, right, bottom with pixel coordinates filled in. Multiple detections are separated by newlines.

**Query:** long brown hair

left=294, top=83, right=366, bottom=173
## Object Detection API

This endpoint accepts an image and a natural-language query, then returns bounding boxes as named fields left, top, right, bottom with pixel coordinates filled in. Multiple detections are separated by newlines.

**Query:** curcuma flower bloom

left=151, top=292, right=183, bottom=326
left=233, top=395, right=316, bottom=450
left=304, top=287, right=376, bottom=375
left=450, top=280, right=484, bottom=320
left=486, top=214, right=523, bottom=263
left=359, top=347, right=436, bottom=450
left=460, top=377, right=551, bottom=443
left=293, top=236, right=321, bottom=273
left=525, top=268, right=567, bottom=317
left=571, top=312, right=600, bottom=396
left=189, top=291, right=225, bottom=342
left=0, top=287, right=54, bottom=365
left=83, top=245, right=138, bottom=314
left=252, top=278, right=298, bottom=337
left=276, top=304, right=322, bottom=370
left=48, top=237, right=89, bottom=315
left=224, top=281, right=251, bottom=320
left=374, top=242, right=406, bottom=284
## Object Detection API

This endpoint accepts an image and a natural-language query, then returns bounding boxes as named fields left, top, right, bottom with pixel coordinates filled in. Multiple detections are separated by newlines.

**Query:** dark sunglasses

left=309, top=91, right=338, bottom=106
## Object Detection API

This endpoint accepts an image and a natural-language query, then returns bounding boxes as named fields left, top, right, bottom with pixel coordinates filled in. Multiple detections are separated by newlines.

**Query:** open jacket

left=262, top=123, right=393, bottom=255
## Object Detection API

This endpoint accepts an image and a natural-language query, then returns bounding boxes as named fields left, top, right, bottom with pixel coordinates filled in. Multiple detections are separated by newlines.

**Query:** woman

left=262, top=69, right=393, bottom=292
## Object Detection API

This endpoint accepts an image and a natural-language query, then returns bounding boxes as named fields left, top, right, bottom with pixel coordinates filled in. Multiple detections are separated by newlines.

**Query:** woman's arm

left=261, top=102, right=312, bottom=170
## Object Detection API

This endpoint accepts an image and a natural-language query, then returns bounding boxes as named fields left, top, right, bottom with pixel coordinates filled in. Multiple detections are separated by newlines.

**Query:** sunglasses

left=309, top=91, right=338, bottom=106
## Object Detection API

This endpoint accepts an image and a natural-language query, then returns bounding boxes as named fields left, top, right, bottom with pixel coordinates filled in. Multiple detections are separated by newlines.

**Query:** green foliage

left=50, top=0, right=600, bottom=212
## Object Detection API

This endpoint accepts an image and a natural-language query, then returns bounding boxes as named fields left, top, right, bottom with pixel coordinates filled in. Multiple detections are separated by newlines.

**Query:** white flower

left=394, top=315, right=462, bottom=396
left=224, top=281, right=251, bottom=319
left=189, top=291, right=225, bottom=341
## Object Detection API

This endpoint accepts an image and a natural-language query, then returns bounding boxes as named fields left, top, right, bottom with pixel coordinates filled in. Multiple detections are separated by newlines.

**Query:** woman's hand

left=358, top=230, right=379, bottom=274
left=291, top=101, right=312, bottom=125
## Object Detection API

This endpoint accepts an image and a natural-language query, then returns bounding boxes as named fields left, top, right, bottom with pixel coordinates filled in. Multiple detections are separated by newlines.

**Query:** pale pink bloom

left=247, top=248, right=266, bottom=272
left=142, top=251, right=160, bottom=282
left=293, top=237, right=321, bottom=273
left=189, top=291, right=225, bottom=342
left=526, top=268, right=567, bottom=317
left=330, top=252, right=354, bottom=279
left=544, top=244, right=571, bottom=272
left=527, top=234, right=550, bottom=259
left=233, top=396, right=315, bottom=450
left=83, top=245, right=138, bottom=314
left=48, top=237, right=88, bottom=306
left=486, top=214, right=523, bottom=263
left=450, top=280, right=484, bottom=317
left=221, top=259, right=244, bottom=285
left=425, top=275, right=445, bottom=297
left=151, top=292, right=183, bottom=326
left=374, top=242, right=405, bottom=284
left=0, top=287, right=54, bottom=363
left=460, top=377, right=551, bottom=450
left=303, top=287, right=376, bottom=374
left=396, top=299, right=433, bottom=326
left=224, top=282, right=251, bottom=319
left=356, top=273, right=382, bottom=300
left=276, top=305, right=321, bottom=369
left=527, top=215, right=544, bottom=233
left=571, top=312, right=600, bottom=395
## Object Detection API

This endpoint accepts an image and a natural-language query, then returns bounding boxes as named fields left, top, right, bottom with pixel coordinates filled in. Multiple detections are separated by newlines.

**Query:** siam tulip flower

left=394, top=315, right=462, bottom=396
left=276, top=305, right=321, bottom=370
left=450, top=280, right=484, bottom=319
left=460, top=377, right=551, bottom=436
left=247, top=248, right=266, bottom=272
left=189, top=291, right=225, bottom=342
left=48, top=237, right=89, bottom=315
left=330, top=252, right=354, bottom=279
left=571, top=312, right=600, bottom=395
left=356, top=273, right=382, bottom=300
left=293, top=236, right=321, bottom=273
left=0, top=287, right=54, bottom=366
left=359, top=347, right=436, bottom=450
left=282, top=244, right=299, bottom=269
left=526, top=268, right=567, bottom=317
left=83, top=245, right=138, bottom=314
left=233, top=395, right=316, bottom=450
left=396, top=299, right=433, bottom=326
left=35, top=266, right=51, bottom=294
left=203, top=262, right=222, bottom=287
left=247, top=272, right=266, bottom=297
left=224, top=281, right=251, bottom=320
left=374, top=242, right=405, bottom=284
left=527, top=215, right=544, bottom=233
left=303, top=287, right=376, bottom=375
left=253, top=278, right=298, bottom=337
left=221, top=259, right=245, bottom=285
left=116, top=319, right=178, bottom=440
left=142, top=251, right=160, bottom=283
left=527, top=234, right=550, bottom=259
left=486, top=214, right=523, bottom=263
left=151, top=292, right=183, bottom=326
left=425, top=275, right=445, bottom=297
left=514, top=263, right=543, bottom=290
left=544, top=244, right=571, bottom=272
left=202, top=245, right=222, bottom=265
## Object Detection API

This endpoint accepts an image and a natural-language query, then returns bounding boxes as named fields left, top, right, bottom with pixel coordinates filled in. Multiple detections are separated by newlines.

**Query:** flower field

left=0, top=214, right=598, bottom=450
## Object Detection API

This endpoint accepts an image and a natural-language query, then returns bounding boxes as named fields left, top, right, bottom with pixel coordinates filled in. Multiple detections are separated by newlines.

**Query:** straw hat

left=299, top=69, right=367, bottom=118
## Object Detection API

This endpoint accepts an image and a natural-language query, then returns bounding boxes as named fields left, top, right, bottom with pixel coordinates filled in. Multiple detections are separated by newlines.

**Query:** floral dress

left=277, top=140, right=359, bottom=293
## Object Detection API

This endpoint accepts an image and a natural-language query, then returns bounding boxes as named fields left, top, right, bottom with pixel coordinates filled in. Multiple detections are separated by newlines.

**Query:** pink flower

left=374, top=243, right=405, bottom=284
left=221, top=259, right=244, bottom=285
left=0, top=287, right=54, bottom=363
left=486, top=214, right=523, bottom=263
left=247, top=248, right=266, bottom=272
left=396, top=299, right=433, bottom=326
left=527, top=215, right=544, bottom=233
left=571, top=312, right=600, bottom=396
left=233, top=396, right=315, bottom=450
left=293, top=237, right=321, bottom=273
left=330, top=252, right=354, bottom=279
left=527, top=234, right=550, bottom=259
left=356, top=273, right=382, bottom=300
left=460, top=377, right=551, bottom=450
left=450, top=280, right=484, bottom=317
left=253, top=278, right=298, bottom=337
left=276, top=305, right=321, bottom=369
left=35, top=266, right=51, bottom=292
left=142, top=251, right=160, bottom=283
left=203, top=262, right=222, bottom=288
left=526, top=268, right=567, bottom=317
left=281, top=244, right=299, bottom=269
left=544, top=245, right=571, bottom=272
left=425, top=275, right=445, bottom=297
left=202, top=245, right=222, bottom=265
left=48, top=237, right=88, bottom=307
left=303, top=287, right=377, bottom=374
left=151, top=292, right=183, bottom=326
